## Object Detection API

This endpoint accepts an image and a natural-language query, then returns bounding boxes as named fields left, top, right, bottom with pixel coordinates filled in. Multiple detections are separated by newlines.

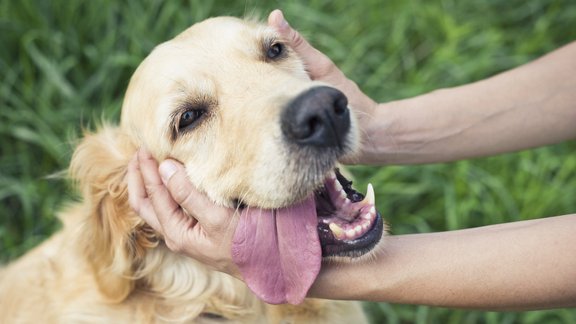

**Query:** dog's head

left=70, top=17, right=383, bottom=308
left=122, top=17, right=354, bottom=208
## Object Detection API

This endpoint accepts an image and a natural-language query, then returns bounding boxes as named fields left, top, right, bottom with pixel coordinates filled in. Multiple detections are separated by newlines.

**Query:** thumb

left=136, top=149, right=195, bottom=233
left=159, top=160, right=233, bottom=230
left=268, top=9, right=337, bottom=81
left=158, top=159, right=197, bottom=209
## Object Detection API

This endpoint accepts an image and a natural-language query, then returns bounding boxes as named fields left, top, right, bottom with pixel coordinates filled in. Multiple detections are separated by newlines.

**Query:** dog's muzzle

left=281, top=86, right=350, bottom=149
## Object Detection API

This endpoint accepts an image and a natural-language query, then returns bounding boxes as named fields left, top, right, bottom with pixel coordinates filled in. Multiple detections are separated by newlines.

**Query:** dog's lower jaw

left=315, top=169, right=385, bottom=258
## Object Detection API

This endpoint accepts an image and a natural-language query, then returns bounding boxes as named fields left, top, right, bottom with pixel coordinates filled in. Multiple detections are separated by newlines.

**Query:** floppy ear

left=69, top=125, right=157, bottom=302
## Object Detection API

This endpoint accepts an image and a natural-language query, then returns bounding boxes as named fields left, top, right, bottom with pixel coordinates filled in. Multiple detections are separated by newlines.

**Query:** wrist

left=332, top=78, right=382, bottom=165
left=353, top=100, right=401, bottom=165
left=308, top=237, right=396, bottom=301
left=353, top=91, right=460, bottom=166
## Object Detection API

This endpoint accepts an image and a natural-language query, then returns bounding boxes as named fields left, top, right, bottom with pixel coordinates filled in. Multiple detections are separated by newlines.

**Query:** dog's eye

left=266, top=42, right=284, bottom=60
left=178, top=109, right=205, bottom=130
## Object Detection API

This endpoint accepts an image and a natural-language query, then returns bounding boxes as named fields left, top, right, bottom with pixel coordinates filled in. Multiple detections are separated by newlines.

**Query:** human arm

left=363, top=41, right=576, bottom=164
left=311, top=214, right=576, bottom=310
left=128, top=148, right=576, bottom=310
left=269, top=10, right=576, bottom=165
left=272, top=16, right=576, bottom=308
left=129, top=152, right=576, bottom=310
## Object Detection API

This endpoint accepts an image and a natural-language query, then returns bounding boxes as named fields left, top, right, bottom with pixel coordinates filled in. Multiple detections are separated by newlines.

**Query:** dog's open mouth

left=231, top=168, right=383, bottom=305
left=315, top=168, right=383, bottom=258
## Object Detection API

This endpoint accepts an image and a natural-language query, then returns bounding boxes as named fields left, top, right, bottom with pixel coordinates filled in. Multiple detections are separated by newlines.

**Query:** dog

left=0, top=17, right=383, bottom=323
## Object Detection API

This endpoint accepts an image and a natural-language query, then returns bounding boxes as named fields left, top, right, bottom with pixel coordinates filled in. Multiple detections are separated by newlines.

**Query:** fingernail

left=278, top=10, right=289, bottom=30
left=271, top=9, right=289, bottom=31
left=159, top=160, right=178, bottom=184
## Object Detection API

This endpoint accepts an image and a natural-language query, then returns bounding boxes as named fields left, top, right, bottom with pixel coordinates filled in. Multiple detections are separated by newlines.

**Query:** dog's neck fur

left=63, top=126, right=264, bottom=321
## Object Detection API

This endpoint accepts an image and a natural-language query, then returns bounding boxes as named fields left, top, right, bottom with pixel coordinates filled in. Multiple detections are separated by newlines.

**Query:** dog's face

left=121, top=17, right=349, bottom=208
left=120, top=17, right=383, bottom=261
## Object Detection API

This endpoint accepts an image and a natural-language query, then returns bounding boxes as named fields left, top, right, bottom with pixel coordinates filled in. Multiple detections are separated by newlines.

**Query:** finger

left=159, top=159, right=234, bottom=230
left=127, top=152, right=163, bottom=231
left=137, top=149, right=195, bottom=233
left=268, top=9, right=336, bottom=80
left=127, top=153, right=146, bottom=213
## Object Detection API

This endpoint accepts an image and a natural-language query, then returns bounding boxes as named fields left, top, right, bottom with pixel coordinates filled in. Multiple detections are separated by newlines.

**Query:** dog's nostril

left=333, top=97, right=347, bottom=116
left=306, top=116, right=321, bottom=138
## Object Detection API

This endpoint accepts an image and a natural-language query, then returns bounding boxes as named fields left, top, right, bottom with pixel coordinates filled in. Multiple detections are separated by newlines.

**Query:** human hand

left=127, top=148, right=241, bottom=278
left=268, top=9, right=378, bottom=164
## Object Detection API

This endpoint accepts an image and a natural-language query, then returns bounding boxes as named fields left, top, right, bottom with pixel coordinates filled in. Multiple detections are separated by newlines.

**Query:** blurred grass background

left=1, top=0, right=575, bottom=322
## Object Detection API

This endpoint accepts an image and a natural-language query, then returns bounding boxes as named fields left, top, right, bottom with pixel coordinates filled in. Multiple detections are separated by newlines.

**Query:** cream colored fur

left=0, top=17, right=367, bottom=323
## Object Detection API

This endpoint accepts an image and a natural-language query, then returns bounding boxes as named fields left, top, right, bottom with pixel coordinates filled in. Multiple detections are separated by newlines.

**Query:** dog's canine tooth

left=361, top=183, right=375, bottom=206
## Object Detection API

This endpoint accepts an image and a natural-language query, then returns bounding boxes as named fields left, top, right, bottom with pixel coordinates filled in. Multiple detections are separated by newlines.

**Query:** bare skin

left=127, top=9, right=576, bottom=310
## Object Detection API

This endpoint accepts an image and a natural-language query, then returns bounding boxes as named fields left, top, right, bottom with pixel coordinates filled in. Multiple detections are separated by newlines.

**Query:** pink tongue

left=231, top=195, right=321, bottom=305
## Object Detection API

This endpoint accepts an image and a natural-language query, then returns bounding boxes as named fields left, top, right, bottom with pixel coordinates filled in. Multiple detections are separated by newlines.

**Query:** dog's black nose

left=281, top=86, right=350, bottom=148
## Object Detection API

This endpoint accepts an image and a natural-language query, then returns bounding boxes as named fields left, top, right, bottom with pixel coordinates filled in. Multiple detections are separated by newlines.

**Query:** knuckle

left=144, top=182, right=163, bottom=197
left=167, top=176, right=193, bottom=205
left=173, top=185, right=195, bottom=209
left=290, top=31, right=306, bottom=50
left=204, top=211, right=228, bottom=232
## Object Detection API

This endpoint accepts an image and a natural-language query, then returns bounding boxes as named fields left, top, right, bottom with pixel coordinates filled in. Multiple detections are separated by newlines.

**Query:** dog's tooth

left=362, top=209, right=376, bottom=223
left=339, top=190, right=347, bottom=201
left=344, top=198, right=352, bottom=207
left=334, top=179, right=343, bottom=192
left=328, top=171, right=337, bottom=181
left=362, top=221, right=370, bottom=231
left=361, top=183, right=375, bottom=206
left=345, top=228, right=357, bottom=239
left=329, top=223, right=345, bottom=240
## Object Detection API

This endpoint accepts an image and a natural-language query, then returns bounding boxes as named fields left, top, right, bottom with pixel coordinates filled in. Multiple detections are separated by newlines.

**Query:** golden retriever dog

left=0, top=17, right=383, bottom=323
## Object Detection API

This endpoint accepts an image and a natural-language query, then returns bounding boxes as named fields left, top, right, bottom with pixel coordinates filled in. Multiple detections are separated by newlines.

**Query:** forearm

left=361, top=41, right=576, bottom=165
left=310, top=214, right=576, bottom=310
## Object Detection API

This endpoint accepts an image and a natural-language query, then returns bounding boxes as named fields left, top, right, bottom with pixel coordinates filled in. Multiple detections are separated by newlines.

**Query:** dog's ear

left=69, top=125, right=157, bottom=302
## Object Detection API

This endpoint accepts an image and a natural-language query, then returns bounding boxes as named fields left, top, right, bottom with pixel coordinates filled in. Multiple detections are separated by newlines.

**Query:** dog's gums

left=315, top=169, right=384, bottom=257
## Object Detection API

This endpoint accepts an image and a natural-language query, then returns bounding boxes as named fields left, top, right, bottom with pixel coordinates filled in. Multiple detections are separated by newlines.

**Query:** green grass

left=1, top=0, right=575, bottom=322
